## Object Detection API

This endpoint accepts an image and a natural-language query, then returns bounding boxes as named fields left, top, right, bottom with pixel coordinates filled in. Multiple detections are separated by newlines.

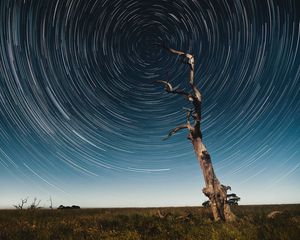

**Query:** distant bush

left=202, top=193, right=241, bottom=207
left=57, top=205, right=80, bottom=210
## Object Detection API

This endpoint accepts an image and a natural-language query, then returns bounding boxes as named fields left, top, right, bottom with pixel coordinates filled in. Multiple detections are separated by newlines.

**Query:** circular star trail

left=0, top=0, right=299, bottom=195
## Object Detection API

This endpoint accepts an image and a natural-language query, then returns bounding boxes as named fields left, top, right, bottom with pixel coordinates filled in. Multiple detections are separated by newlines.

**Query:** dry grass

left=0, top=204, right=299, bottom=239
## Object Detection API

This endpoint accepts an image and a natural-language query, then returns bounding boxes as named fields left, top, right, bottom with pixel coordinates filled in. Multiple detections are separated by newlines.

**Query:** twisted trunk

left=192, top=137, right=235, bottom=221
left=189, top=96, right=235, bottom=221
left=156, top=45, right=236, bottom=221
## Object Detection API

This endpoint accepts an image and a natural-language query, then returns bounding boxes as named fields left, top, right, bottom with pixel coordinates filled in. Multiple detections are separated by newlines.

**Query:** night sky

left=0, top=0, right=299, bottom=208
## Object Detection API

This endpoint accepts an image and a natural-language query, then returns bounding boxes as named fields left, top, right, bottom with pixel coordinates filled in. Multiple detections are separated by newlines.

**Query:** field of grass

left=0, top=204, right=299, bottom=239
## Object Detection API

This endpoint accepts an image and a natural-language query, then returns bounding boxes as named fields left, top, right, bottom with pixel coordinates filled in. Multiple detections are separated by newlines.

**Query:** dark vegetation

left=58, top=205, right=81, bottom=210
left=0, top=204, right=299, bottom=240
left=202, top=193, right=241, bottom=207
left=13, top=197, right=42, bottom=210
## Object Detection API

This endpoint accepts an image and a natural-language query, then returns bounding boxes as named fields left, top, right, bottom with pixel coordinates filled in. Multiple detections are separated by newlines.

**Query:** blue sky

left=0, top=0, right=299, bottom=208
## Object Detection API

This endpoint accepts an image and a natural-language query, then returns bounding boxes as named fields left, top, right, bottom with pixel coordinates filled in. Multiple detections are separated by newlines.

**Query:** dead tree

left=155, top=45, right=236, bottom=221
left=49, top=197, right=53, bottom=210
left=28, top=197, right=41, bottom=210
left=13, top=197, right=28, bottom=210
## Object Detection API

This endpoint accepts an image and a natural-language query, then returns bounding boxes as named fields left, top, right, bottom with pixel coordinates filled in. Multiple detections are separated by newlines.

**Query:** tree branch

left=157, top=45, right=200, bottom=101
left=171, top=89, right=191, bottom=96
left=163, top=124, right=189, bottom=140
left=154, top=80, right=191, bottom=98
left=183, top=107, right=194, bottom=124
left=162, top=108, right=196, bottom=141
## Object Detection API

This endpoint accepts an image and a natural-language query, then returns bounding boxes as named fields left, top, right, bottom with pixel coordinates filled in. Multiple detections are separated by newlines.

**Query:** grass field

left=0, top=204, right=299, bottom=239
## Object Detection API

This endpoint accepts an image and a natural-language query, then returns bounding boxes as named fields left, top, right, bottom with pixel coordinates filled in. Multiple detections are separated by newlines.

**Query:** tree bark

left=156, top=45, right=236, bottom=221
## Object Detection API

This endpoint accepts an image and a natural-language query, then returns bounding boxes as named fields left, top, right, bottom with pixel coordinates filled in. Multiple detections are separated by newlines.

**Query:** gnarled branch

left=161, top=46, right=195, bottom=84
left=160, top=47, right=202, bottom=118
left=163, top=108, right=195, bottom=141
left=154, top=80, right=194, bottom=104
left=163, top=124, right=189, bottom=140
left=157, top=45, right=200, bottom=101
left=154, top=80, right=190, bottom=97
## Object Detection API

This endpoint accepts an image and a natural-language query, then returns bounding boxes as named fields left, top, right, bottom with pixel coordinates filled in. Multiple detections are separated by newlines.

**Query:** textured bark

left=156, top=45, right=236, bottom=221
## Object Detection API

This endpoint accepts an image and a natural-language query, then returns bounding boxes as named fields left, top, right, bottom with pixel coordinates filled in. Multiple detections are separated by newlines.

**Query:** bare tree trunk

left=193, top=138, right=235, bottom=221
left=155, top=45, right=236, bottom=221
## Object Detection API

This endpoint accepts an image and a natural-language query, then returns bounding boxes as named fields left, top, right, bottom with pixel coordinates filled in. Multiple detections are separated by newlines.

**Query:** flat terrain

left=0, top=204, right=299, bottom=239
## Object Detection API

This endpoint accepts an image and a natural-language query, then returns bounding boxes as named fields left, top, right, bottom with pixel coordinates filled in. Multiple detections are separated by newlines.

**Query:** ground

left=0, top=204, right=299, bottom=239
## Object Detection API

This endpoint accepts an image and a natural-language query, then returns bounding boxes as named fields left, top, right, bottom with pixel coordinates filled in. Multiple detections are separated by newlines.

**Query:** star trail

left=0, top=0, right=299, bottom=207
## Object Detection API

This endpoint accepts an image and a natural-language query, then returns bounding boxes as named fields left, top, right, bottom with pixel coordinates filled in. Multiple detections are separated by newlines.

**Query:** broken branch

left=163, top=124, right=189, bottom=140
left=154, top=80, right=190, bottom=98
